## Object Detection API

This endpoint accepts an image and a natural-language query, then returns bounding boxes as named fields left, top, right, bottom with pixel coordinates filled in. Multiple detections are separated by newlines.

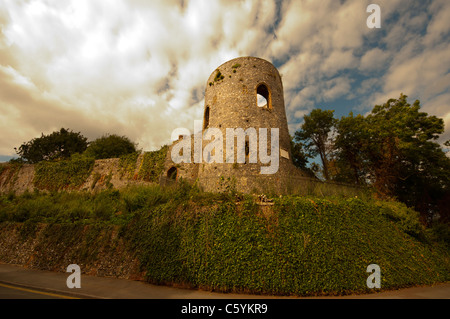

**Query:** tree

left=294, top=109, right=336, bottom=180
left=444, top=140, right=450, bottom=154
left=290, top=135, right=315, bottom=177
left=334, top=112, right=370, bottom=185
left=84, top=134, right=137, bottom=159
left=290, top=135, right=308, bottom=169
left=365, top=94, right=446, bottom=199
left=15, top=128, right=88, bottom=163
left=335, top=94, right=450, bottom=223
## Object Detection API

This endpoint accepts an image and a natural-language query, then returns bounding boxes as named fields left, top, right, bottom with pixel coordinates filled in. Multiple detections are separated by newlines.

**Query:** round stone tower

left=196, top=56, right=301, bottom=193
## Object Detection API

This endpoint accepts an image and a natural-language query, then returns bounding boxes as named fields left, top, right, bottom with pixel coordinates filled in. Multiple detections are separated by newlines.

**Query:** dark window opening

left=167, top=167, right=177, bottom=180
left=256, top=84, right=270, bottom=108
left=244, top=140, right=250, bottom=164
left=204, top=106, right=210, bottom=129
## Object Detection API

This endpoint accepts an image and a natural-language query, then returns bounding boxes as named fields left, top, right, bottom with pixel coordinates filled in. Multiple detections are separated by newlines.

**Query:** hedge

left=1, top=186, right=449, bottom=296
left=124, top=194, right=450, bottom=296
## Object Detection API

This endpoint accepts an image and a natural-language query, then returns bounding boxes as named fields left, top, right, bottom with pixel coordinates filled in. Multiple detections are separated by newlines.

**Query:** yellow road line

left=0, top=282, right=80, bottom=299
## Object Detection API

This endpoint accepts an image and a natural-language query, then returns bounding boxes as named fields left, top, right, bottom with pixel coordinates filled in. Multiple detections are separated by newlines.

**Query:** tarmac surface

left=0, top=262, right=448, bottom=299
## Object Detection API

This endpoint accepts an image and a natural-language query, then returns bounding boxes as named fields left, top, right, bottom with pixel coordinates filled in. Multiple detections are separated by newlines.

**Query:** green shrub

left=122, top=185, right=169, bottom=213
left=14, top=128, right=88, bottom=163
left=12, top=205, right=30, bottom=222
left=375, top=200, right=425, bottom=239
left=68, top=205, right=90, bottom=222
left=427, top=222, right=450, bottom=248
left=84, top=134, right=137, bottom=160
left=92, top=189, right=121, bottom=221
left=0, top=210, right=7, bottom=223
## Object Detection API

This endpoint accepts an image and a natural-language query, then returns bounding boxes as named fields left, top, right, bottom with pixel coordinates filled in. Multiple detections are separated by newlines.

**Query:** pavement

left=0, top=262, right=449, bottom=299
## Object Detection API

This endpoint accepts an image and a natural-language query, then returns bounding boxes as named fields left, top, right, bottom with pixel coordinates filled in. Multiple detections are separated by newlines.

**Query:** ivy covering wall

left=1, top=184, right=448, bottom=296
left=33, top=156, right=95, bottom=191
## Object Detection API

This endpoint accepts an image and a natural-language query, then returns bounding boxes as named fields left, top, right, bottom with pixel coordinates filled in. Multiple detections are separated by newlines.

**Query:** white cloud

left=424, top=0, right=450, bottom=46
left=320, top=50, right=356, bottom=77
left=359, top=48, right=390, bottom=72
left=322, top=77, right=352, bottom=102
left=2, top=0, right=277, bottom=154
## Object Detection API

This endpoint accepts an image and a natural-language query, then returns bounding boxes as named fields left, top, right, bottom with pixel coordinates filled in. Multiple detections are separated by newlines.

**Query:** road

left=0, top=282, right=77, bottom=299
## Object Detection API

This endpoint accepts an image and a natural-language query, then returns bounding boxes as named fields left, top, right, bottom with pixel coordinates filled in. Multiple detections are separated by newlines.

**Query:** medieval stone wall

left=0, top=156, right=150, bottom=195
left=1, top=56, right=313, bottom=196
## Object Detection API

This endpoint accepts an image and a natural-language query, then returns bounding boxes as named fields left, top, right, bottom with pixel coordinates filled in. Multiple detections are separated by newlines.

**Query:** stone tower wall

left=196, top=56, right=301, bottom=189
left=160, top=56, right=309, bottom=193
left=203, top=57, right=291, bottom=155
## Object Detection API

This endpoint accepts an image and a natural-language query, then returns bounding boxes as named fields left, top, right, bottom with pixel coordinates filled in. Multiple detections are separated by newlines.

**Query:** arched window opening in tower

left=256, top=84, right=270, bottom=108
left=167, top=167, right=177, bottom=180
left=245, top=140, right=250, bottom=163
left=204, top=106, right=210, bottom=129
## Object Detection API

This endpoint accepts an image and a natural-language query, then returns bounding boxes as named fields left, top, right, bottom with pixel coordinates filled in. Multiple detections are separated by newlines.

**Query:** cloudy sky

left=1, top=0, right=449, bottom=161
